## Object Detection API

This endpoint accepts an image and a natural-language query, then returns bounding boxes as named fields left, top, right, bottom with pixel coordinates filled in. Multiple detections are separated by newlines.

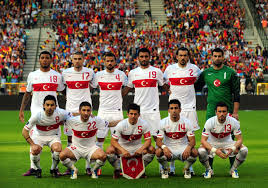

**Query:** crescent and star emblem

left=81, top=132, right=87, bottom=138
left=141, top=81, right=147, bottom=86
left=75, top=82, right=82, bottom=88
left=213, top=79, right=221, bottom=87
left=127, top=158, right=139, bottom=171
left=180, top=79, right=187, bottom=85
left=43, top=85, right=49, bottom=90
left=46, top=125, right=54, bottom=131
left=107, top=84, right=114, bottom=89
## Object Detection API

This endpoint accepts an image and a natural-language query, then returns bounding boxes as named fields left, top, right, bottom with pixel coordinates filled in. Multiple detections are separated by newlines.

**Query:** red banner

left=121, top=155, right=145, bottom=179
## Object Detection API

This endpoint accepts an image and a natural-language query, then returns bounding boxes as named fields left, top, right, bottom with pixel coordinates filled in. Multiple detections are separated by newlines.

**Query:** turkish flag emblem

left=213, top=79, right=221, bottom=87
left=121, top=155, right=145, bottom=179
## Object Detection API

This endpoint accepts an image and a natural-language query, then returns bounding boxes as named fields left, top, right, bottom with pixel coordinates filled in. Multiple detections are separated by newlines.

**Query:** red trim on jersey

left=132, top=79, right=157, bottom=88
left=98, top=82, right=123, bottom=90
left=121, top=134, right=142, bottom=141
left=33, top=83, right=58, bottom=91
left=169, top=77, right=197, bottom=86
left=144, top=131, right=151, bottom=139
left=72, top=129, right=97, bottom=138
left=165, top=132, right=187, bottom=139
left=66, top=81, right=89, bottom=89
left=210, top=132, right=231, bottom=139
left=36, top=121, right=63, bottom=131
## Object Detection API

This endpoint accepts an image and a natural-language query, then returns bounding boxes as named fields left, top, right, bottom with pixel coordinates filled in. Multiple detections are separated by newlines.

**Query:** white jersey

left=202, top=116, right=241, bottom=144
left=93, top=69, right=127, bottom=112
left=164, top=63, right=201, bottom=111
left=62, top=67, right=95, bottom=113
left=65, top=115, right=108, bottom=149
left=127, top=66, right=164, bottom=113
left=24, top=108, right=71, bottom=136
left=157, top=116, right=195, bottom=150
left=26, top=69, right=64, bottom=113
left=112, top=118, right=151, bottom=152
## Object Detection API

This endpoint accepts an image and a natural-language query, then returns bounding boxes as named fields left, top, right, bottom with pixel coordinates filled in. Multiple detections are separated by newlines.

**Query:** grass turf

left=0, top=110, right=267, bottom=188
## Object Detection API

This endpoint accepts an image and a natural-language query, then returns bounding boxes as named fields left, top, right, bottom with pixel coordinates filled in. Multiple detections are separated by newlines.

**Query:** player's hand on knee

left=215, top=148, right=227, bottom=159
left=122, top=149, right=131, bottom=158
left=182, top=147, right=191, bottom=160
left=31, top=144, right=41, bottom=154
left=134, top=148, right=143, bottom=157
left=163, top=147, right=172, bottom=160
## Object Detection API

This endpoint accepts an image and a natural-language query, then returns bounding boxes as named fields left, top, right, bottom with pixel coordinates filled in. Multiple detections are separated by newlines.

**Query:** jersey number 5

left=137, top=126, right=142, bottom=133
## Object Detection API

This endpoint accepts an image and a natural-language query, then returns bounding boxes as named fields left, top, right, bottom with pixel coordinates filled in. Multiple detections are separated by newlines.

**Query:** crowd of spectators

left=253, top=0, right=268, bottom=30
left=0, top=0, right=42, bottom=94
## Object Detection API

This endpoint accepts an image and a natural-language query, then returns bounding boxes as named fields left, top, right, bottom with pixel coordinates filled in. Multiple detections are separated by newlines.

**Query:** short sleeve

left=127, top=71, right=134, bottom=88
left=26, top=73, right=33, bottom=92
left=92, top=72, right=99, bottom=88
left=163, top=67, right=169, bottom=84
left=24, top=113, right=38, bottom=131
left=112, top=121, right=123, bottom=139
left=122, top=72, right=128, bottom=86
left=143, top=121, right=151, bottom=140
left=91, top=70, right=98, bottom=88
left=96, top=116, right=109, bottom=132
left=157, top=120, right=165, bottom=138
left=232, top=119, right=241, bottom=135
left=157, top=69, right=164, bottom=86
left=57, top=74, right=65, bottom=91
left=202, top=120, right=211, bottom=137
left=186, top=119, right=195, bottom=137
left=62, top=71, right=67, bottom=85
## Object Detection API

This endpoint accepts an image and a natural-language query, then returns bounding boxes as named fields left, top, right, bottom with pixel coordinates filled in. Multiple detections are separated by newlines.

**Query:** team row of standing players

left=19, top=47, right=247, bottom=179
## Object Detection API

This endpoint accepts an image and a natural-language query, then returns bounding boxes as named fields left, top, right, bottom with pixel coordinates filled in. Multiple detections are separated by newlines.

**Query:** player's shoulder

left=116, top=118, right=128, bottom=128
left=95, top=70, right=105, bottom=76
left=138, top=117, right=150, bottom=127
left=82, top=67, right=94, bottom=73
left=205, top=116, right=216, bottom=127
left=160, top=117, right=169, bottom=124
left=226, top=115, right=239, bottom=125
left=180, top=116, right=192, bottom=125
left=62, top=67, right=73, bottom=74
left=129, top=67, right=139, bottom=73
left=188, top=63, right=200, bottom=70
left=115, top=69, right=126, bottom=75
left=224, top=65, right=236, bottom=74
left=67, top=115, right=79, bottom=122
left=150, top=65, right=162, bottom=72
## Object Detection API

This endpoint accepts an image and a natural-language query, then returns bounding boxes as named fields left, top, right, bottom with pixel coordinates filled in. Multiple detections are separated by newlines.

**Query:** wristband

left=231, top=146, right=236, bottom=152
left=211, top=147, right=217, bottom=153
left=161, top=145, right=167, bottom=149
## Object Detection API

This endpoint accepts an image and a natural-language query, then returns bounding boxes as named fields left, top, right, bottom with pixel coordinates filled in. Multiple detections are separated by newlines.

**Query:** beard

left=140, top=60, right=149, bottom=67
left=106, top=64, right=115, bottom=71
left=41, top=64, right=50, bottom=69
left=213, top=60, right=223, bottom=67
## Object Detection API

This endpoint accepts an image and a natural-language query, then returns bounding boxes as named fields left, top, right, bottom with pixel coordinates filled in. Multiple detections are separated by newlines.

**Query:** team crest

left=213, top=79, right=221, bottom=87
left=121, top=155, right=145, bottom=179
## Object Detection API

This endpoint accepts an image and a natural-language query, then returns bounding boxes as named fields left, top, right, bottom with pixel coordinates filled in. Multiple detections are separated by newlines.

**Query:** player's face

left=177, top=50, right=189, bottom=66
left=39, top=54, right=52, bottom=69
left=79, top=106, right=92, bottom=121
left=168, top=104, right=181, bottom=120
left=216, top=106, right=228, bottom=123
left=127, top=109, right=140, bottom=125
left=72, top=54, right=84, bottom=69
left=105, top=56, right=116, bottom=71
left=212, top=52, right=224, bottom=67
left=138, top=52, right=150, bottom=67
left=43, top=100, right=56, bottom=116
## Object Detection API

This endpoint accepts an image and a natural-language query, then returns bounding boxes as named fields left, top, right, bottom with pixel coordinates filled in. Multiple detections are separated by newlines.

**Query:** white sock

left=30, top=154, right=41, bottom=169
left=170, top=160, right=175, bottom=172
left=143, top=153, right=155, bottom=167
left=231, top=147, right=248, bottom=171
left=92, top=159, right=105, bottom=171
left=198, top=148, right=211, bottom=170
left=157, top=155, right=169, bottom=170
left=61, top=158, right=76, bottom=170
left=184, top=156, right=196, bottom=170
left=107, top=154, right=120, bottom=170
left=96, top=141, right=104, bottom=149
left=51, top=152, right=60, bottom=170
left=189, top=165, right=194, bottom=172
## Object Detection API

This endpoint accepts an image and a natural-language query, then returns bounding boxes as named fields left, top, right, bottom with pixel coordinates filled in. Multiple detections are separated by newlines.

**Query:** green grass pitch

left=0, top=110, right=267, bottom=188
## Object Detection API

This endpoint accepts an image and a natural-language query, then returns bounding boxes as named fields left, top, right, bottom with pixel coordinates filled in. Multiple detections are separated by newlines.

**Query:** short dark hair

left=176, top=47, right=189, bottom=56
left=127, top=103, right=140, bottom=113
left=43, top=95, right=57, bottom=105
left=138, top=48, right=150, bottom=56
left=73, top=51, right=84, bottom=56
left=215, top=101, right=228, bottom=111
left=79, top=101, right=92, bottom=110
left=212, top=48, right=224, bottom=56
left=103, top=52, right=116, bottom=60
left=39, top=51, right=52, bottom=59
left=168, top=99, right=181, bottom=109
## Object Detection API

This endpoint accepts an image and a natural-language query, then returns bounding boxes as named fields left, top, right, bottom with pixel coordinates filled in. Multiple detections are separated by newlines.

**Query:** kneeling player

left=22, top=95, right=71, bottom=178
left=59, top=102, right=120, bottom=179
left=156, top=99, right=198, bottom=179
left=106, top=103, right=155, bottom=179
left=198, top=102, right=248, bottom=179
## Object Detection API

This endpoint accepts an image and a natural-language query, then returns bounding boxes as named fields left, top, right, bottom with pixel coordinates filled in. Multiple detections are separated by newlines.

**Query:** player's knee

left=239, top=146, right=248, bottom=156
left=52, top=144, right=62, bottom=152
left=106, top=146, right=115, bottom=154
left=198, top=147, right=207, bottom=157
left=59, top=151, right=67, bottom=161
left=155, top=148, right=163, bottom=157
left=191, top=148, right=198, bottom=157
left=99, top=153, right=107, bottom=162
left=31, top=146, right=42, bottom=155
left=97, top=138, right=105, bottom=142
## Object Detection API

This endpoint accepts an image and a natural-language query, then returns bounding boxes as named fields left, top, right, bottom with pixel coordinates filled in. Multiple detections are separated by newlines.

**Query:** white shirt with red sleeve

left=112, top=118, right=151, bottom=153
left=26, top=69, right=64, bottom=114
left=163, top=63, right=201, bottom=111
left=65, top=115, right=109, bottom=149
left=62, top=67, right=95, bottom=113
left=24, top=108, right=71, bottom=136
left=127, top=66, right=164, bottom=113
left=157, top=116, right=195, bottom=150
left=93, top=69, right=127, bottom=112
left=202, top=116, right=241, bottom=144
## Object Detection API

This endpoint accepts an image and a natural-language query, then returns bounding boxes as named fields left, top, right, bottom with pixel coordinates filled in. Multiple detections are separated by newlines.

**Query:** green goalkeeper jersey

left=199, top=65, right=240, bottom=119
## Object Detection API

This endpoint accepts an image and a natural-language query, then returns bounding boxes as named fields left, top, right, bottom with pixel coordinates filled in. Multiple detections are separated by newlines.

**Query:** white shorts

left=64, top=124, right=72, bottom=136
left=140, top=112, right=161, bottom=137
left=32, top=135, right=61, bottom=148
left=67, top=145, right=99, bottom=161
left=120, top=144, right=141, bottom=156
left=180, top=110, right=200, bottom=131
left=169, top=145, right=188, bottom=161
left=97, top=110, right=124, bottom=138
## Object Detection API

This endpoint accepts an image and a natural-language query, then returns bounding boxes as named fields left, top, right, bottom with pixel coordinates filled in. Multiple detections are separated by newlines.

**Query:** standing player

left=62, top=51, right=95, bottom=175
left=59, top=102, right=120, bottom=179
left=196, top=48, right=240, bottom=170
left=122, top=48, right=165, bottom=139
left=19, top=51, right=65, bottom=176
left=198, top=102, right=248, bottom=178
left=156, top=99, right=198, bottom=179
left=163, top=47, right=201, bottom=175
left=22, top=95, right=71, bottom=178
left=93, top=52, right=127, bottom=174
left=106, top=103, right=155, bottom=179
